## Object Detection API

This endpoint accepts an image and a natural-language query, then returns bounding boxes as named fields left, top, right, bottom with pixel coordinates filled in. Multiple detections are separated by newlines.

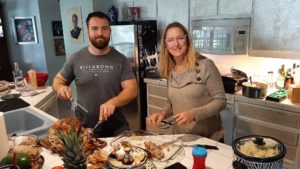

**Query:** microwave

left=191, top=18, right=250, bottom=55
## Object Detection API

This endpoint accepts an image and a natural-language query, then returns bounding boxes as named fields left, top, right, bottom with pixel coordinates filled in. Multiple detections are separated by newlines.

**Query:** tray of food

left=110, top=129, right=183, bottom=162
left=38, top=118, right=107, bottom=155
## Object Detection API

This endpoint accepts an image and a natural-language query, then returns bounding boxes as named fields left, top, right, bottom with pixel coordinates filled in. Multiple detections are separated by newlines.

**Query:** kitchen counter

left=42, top=134, right=234, bottom=169
left=1, top=86, right=60, bottom=118
left=144, top=78, right=300, bottom=113
left=7, top=86, right=55, bottom=107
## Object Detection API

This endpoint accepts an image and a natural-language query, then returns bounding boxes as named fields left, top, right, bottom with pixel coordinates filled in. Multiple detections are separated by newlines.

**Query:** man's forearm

left=109, top=86, right=137, bottom=107
left=109, top=79, right=137, bottom=107
left=52, top=74, right=68, bottom=93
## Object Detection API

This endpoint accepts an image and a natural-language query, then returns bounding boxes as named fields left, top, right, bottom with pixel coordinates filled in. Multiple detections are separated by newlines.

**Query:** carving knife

left=92, top=120, right=103, bottom=132
left=183, top=144, right=219, bottom=150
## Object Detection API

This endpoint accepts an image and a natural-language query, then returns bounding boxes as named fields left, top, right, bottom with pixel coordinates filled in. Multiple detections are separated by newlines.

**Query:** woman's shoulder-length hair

left=158, top=22, right=206, bottom=78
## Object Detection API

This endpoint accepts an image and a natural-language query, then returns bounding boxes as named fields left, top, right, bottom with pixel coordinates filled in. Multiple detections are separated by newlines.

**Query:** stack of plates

left=0, top=81, right=10, bottom=97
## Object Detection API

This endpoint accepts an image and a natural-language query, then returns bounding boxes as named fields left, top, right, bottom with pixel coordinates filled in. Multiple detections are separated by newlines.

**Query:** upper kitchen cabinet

left=157, top=0, right=189, bottom=33
left=190, top=0, right=252, bottom=19
left=249, top=0, right=300, bottom=59
left=190, top=0, right=218, bottom=18
left=218, top=0, right=252, bottom=16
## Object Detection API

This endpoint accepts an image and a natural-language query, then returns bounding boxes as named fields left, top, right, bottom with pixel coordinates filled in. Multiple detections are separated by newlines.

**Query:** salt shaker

left=192, top=145, right=207, bottom=169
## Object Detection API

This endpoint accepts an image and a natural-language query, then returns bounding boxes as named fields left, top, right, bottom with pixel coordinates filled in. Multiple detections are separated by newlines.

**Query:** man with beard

left=52, top=11, right=137, bottom=137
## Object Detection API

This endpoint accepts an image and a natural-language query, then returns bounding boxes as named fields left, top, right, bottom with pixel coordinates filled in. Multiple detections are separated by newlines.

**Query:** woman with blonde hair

left=147, top=22, right=226, bottom=141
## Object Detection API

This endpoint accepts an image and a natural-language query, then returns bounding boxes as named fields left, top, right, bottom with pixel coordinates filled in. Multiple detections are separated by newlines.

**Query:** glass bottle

left=280, top=64, right=285, bottom=77
left=267, top=71, right=274, bottom=88
left=13, top=62, right=26, bottom=92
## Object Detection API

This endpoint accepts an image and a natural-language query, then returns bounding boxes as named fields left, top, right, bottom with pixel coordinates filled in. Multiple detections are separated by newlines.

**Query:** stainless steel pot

left=232, top=135, right=286, bottom=169
left=242, top=82, right=267, bottom=98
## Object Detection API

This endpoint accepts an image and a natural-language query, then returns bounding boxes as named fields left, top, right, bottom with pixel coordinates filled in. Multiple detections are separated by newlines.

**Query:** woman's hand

left=173, top=111, right=196, bottom=125
left=57, top=86, right=72, bottom=100
left=147, top=111, right=166, bottom=127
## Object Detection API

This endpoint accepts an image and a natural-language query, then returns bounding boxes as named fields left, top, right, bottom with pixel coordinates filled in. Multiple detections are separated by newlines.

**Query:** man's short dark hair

left=86, top=11, right=111, bottom=27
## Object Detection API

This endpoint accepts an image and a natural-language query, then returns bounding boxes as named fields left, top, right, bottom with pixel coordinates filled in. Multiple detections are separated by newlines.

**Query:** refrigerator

left=110, top=20, right=157, bottom=130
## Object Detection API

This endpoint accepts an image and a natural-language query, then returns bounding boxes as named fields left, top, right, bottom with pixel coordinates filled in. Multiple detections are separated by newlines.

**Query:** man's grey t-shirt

left=60, top=47, right=135, bottom=137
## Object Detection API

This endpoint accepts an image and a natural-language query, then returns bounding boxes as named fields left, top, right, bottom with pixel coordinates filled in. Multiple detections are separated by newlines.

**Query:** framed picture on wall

left=12, top=16, right=38, bottom=44
left=52, top=21, right=63, bottom=37
left=68, top=7, right=83, bottom=43
left=54, top=38, right=65, bottom=56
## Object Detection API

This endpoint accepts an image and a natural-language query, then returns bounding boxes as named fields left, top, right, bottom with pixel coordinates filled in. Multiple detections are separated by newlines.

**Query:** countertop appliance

left=110, top=20, right=157, bottom=130
left=221, top=68, right=248, bottom=94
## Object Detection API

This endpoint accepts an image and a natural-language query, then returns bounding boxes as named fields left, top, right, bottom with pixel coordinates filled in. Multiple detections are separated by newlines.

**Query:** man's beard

left=89, top=35, right=110, bottom=50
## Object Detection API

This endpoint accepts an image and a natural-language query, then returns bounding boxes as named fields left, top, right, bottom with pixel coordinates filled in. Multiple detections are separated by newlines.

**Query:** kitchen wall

left=1, top=0, right=299, bottom=85
left=1, top=0, right=47, bottom=72
left=207, top=54, right=299, bottom=82
left=39, top=0, right=66, bottom=84
left=59, top=0, right=113, bottom=60
left=0, top=0, right=66, bottom=85
left=113, top=0, right=300, bottom=82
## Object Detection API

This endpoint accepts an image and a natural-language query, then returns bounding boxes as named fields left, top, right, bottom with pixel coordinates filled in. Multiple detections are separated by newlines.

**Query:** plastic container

left=192, top=145, right=207, bottom=169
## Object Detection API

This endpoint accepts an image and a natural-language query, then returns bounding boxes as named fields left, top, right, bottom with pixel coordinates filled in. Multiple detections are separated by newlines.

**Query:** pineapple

left=58, top=124, right=87, bottom=169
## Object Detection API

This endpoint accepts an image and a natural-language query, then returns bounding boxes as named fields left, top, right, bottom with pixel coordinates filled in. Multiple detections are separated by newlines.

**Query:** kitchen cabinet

left=234, top=100, right=300, bottom=168
left=190, top=0, right=252, bottom=19
left=220, top=94, right=235, bottom=145
left=144, top=78, right=172, bottom=134
left=218, top=0, right=252, bottom=15
left=157, top=0, right=189, bottom=32
left=249, top=0, right=300, bottom=59
left=190, top=0, right=218, bottom=18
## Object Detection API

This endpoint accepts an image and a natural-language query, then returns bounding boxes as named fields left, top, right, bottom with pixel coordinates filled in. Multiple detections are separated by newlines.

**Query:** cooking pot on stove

left=242, top=81, right=267, bottom=99
left=232, top=135, right=286, bottom=169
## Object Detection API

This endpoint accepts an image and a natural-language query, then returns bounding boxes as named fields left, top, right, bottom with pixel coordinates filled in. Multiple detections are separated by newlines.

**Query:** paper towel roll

left=0, top=112, right=9, bottom=159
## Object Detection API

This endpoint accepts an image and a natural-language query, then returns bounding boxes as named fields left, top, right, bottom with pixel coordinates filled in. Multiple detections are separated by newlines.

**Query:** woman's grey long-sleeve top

left=163, top=57, right=227, bottom=140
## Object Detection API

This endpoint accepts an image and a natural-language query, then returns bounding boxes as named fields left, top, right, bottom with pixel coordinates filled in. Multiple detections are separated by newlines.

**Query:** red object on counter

left=25, top=73, right=48, bottom=87
left=192, top=145, right=207, bottom=169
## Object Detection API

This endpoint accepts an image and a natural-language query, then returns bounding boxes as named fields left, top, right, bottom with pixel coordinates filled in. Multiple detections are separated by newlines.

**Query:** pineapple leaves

left=58, top=123, right=87, bottom=169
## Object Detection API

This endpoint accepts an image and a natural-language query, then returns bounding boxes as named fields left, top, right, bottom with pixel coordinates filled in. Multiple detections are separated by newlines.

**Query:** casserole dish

left=232, top=135, right=286, bottom=169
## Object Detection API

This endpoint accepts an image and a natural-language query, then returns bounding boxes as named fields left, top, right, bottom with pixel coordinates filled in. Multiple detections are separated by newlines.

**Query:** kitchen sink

left=3, top=107, right=55, bottom=137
